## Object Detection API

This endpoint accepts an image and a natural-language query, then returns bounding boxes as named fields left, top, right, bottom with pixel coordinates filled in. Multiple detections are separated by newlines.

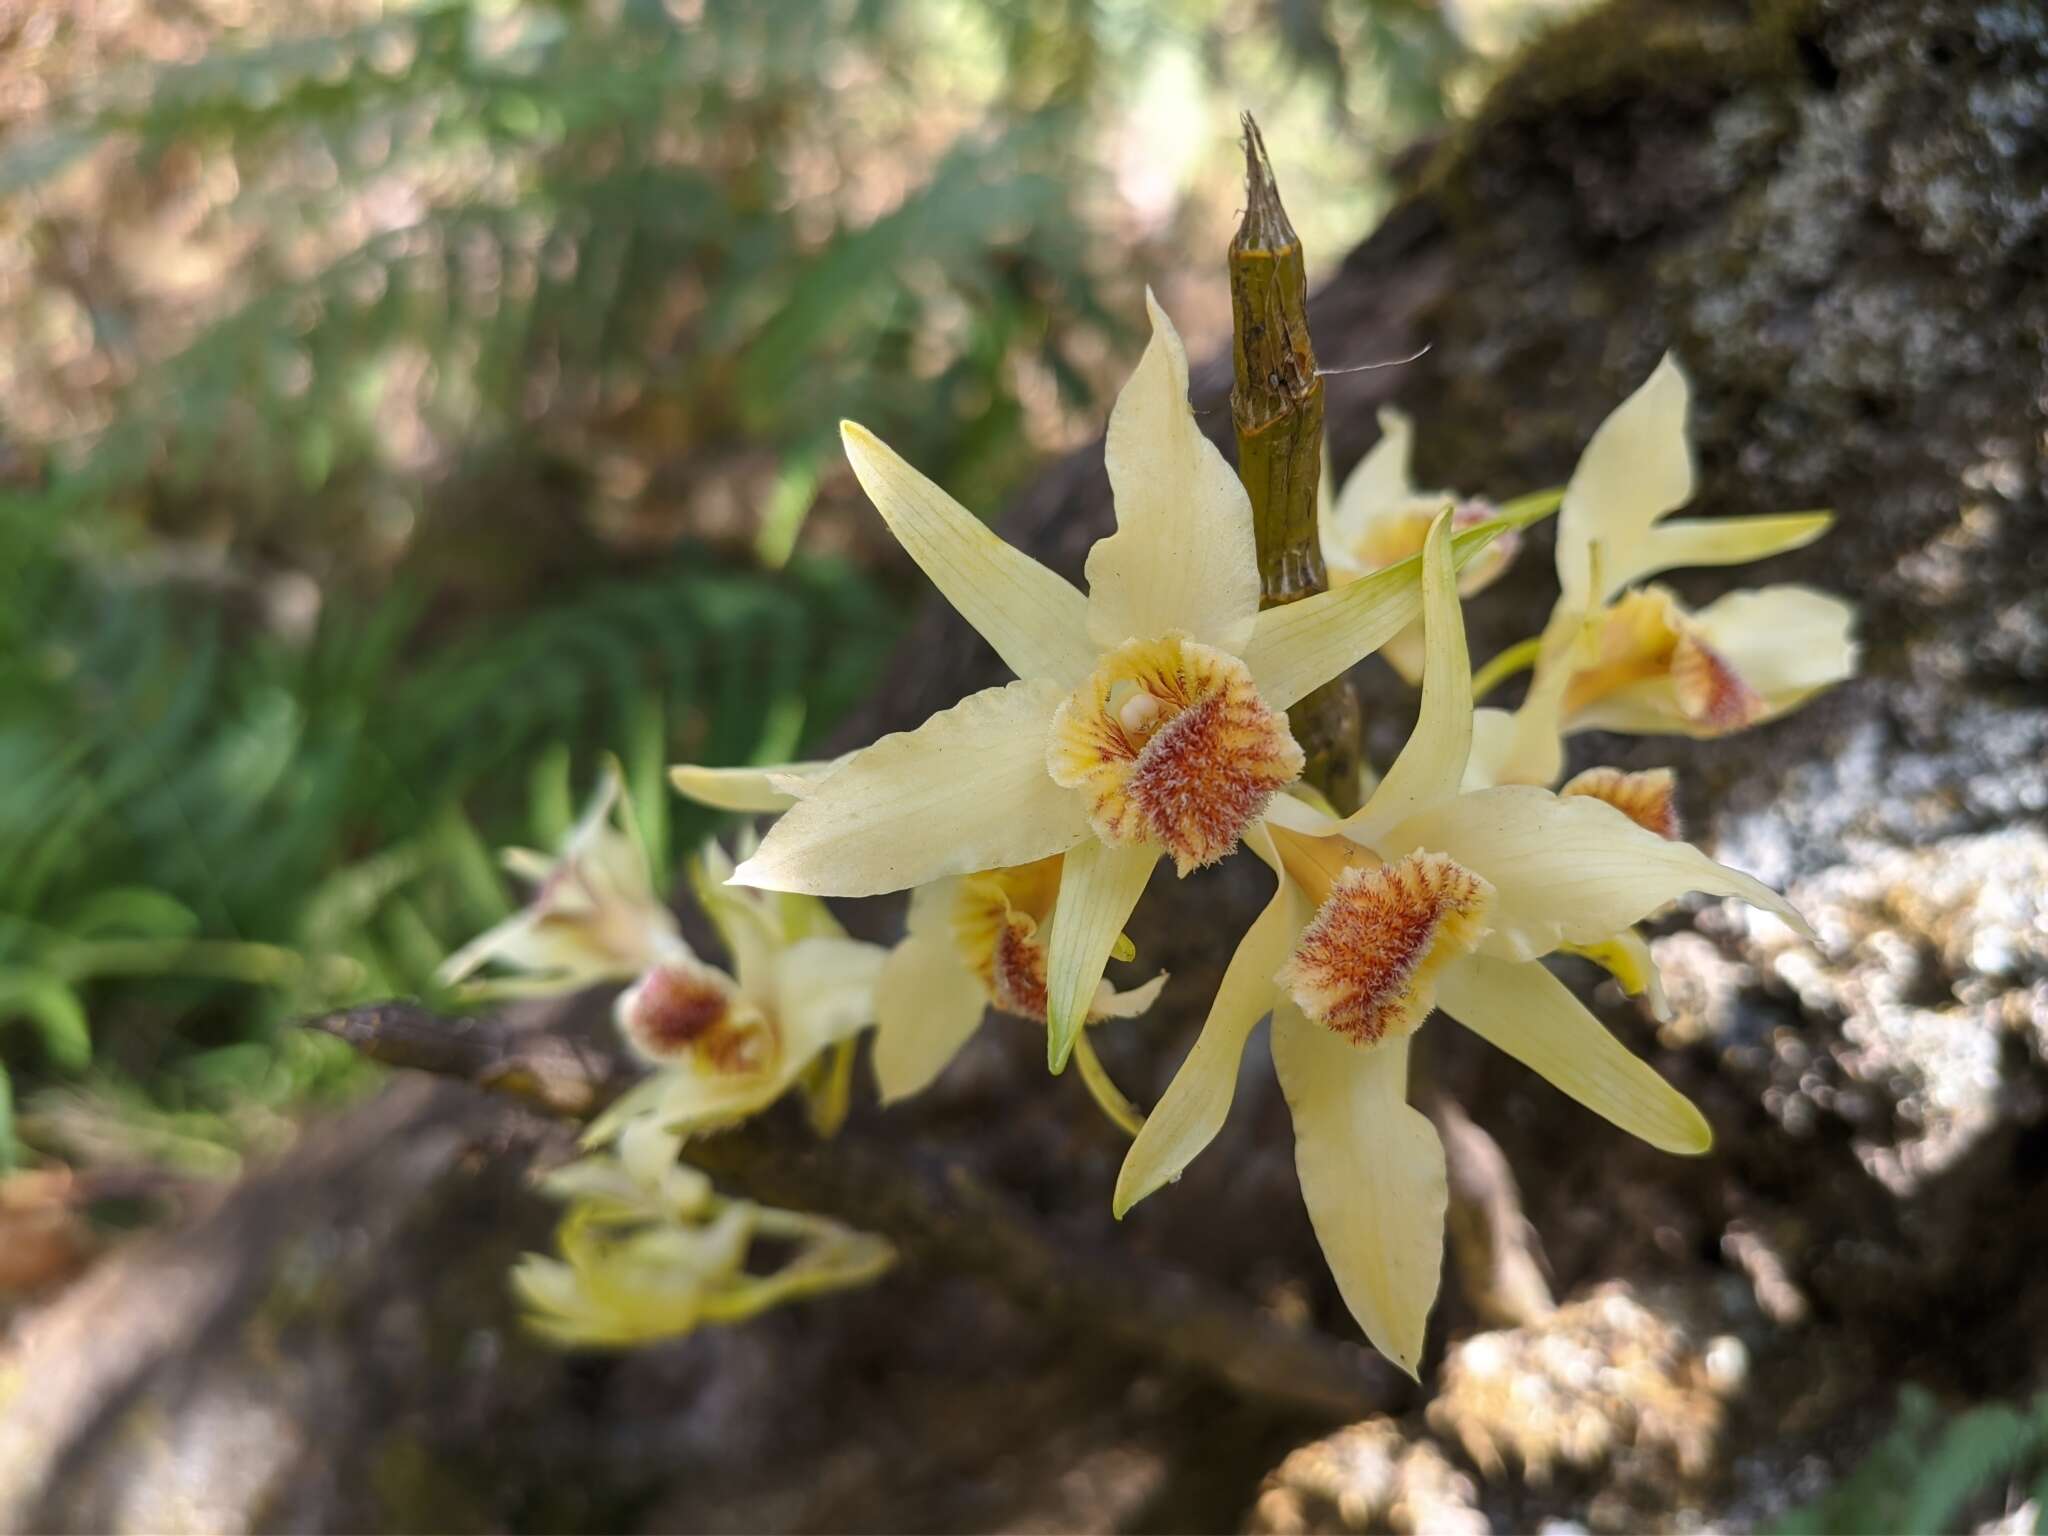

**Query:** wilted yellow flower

left=1114, top=512, right=1811, bottom=1377
left=672, top=766, right=1162, bottom=1133
left=1319, top=407, right=1528, bottom=684
left=587, top=836, right=884, bottom=1146
left=438, top=762, right=685, bottom=997
left=725, top=295, right=1522, bottom=1071
left=514, top=1121, right=893, bottom=1348
left=1487, top=356, right=1854, bottom=786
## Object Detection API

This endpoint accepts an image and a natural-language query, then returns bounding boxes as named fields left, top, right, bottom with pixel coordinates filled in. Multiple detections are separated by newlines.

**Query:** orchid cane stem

left=1229, top=114, right=1364, bottom=814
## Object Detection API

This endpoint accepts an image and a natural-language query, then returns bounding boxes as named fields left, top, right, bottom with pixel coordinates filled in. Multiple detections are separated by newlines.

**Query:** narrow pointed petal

left=1437, top=953, right=1710, bottom=1153
left=670, top=760, right=836, bottom=814
left=1044, top=839, right=1158, bottom=1073
left=1270, top=1016, right=1445, bottom=1378
left=1244, top=521, right=1509, bottom=710
left=1347, top=509, right=1471, bottom=843
left=1328, top=407, right=1420, bottom=539
left=872, top=881, right=988, bottom=1102
left=1630, top=511, right=1833, bottom=586
left=1557, top=354, right=1695, bottom=608
left=1116, top=838, right=1306, bottom=1215
left=1380, top=785, right=1812, bottom=960
left=731, top=682, right=1088, bottom=896
left=842, top=422, right=1097, bottom=685
left=1085, top=291, right=1261, bottom=653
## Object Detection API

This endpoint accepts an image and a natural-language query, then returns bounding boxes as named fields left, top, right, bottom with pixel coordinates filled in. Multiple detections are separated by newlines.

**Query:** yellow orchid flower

left=437, top=761, right=686, bottom=997
left=725, top=294, right=1521, bottom=1072
left=586, top=836, right=884, bottom=1147
left=869, top=856, right=1163, bottom=1133
left=1489, top=355, right=1854, bottom=786
left=1319, top=407, right=1529, bottom=684
left=514, top=1121, right=893, bottom=1348
left=1113, top=511, right=1812, bottom=1377
left=672, top=765, right=1163, bottom=1133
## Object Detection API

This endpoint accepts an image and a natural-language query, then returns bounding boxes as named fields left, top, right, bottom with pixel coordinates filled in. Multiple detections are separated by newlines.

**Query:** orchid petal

left=1115, top=829, right=1306, bottom=1216
left=871, top=881, right=988, bottom=1102
left=591, top=1059, right=788, bottom=1146
left=842, top=422, right=1097, bottom=685
left=769, top=935, right=886, bottom=1061
left=1347, top=509, right=1471, bottom=843
left=732, top=681, right=1087, bottom=896
left=1244, top=520, right=1509, bottom=710
left=1260, top=787, right=1346, bottom=838
left=1557, top=354, right=1695, bottom=608
left=1085, top=291, right=1260, bottom=654
left=1631, top=511, right=1833, bottom=585
left=1566, top=586, right=1857, bottom=737
left=1379, top=785, right=1811, bottom=960
left=1437, top=953, right=1710, bottom=1153
left=1328, top=407, right=1420, bottom=538
left=1690, top=585, right=1857, bottom=700
left=1044, top=839, right=1158, bottom=1073
left=670, top=760, right=837, bottom=814
left=1270, top=1015, right=1445, bottom=1378
left=1462, top=707, right=1519, bottom=791
left=1495, top=634, right=1574, bottom=787
left=1563, top=927, right=1671, bottom=1020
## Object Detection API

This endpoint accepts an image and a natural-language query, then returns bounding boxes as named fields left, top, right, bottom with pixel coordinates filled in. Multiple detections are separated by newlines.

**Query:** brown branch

left=308, top=1001, right=1401, bottom=1423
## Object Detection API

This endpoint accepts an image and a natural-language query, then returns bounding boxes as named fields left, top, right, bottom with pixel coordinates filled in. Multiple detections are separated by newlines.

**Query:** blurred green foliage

left=1772, top=1386, right=2048, bottom=1535
left=0, top=0, right=1499, bottom=1167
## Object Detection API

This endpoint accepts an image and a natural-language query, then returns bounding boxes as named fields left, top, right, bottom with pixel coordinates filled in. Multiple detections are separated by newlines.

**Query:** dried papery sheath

left=1229, top=115, right=1364, bottom=809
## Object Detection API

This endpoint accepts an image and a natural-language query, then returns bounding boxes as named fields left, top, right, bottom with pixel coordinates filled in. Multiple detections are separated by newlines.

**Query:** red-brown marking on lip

left=1125, top=681, right=1301, bottom=874
left=623, top=965, right=764, bottom=1072
left=1562, top=765, right=1683, bottom=840
left=1280, top=852, right=1492, bottom=1045
left=1673, top=631, right=1766, bottom=731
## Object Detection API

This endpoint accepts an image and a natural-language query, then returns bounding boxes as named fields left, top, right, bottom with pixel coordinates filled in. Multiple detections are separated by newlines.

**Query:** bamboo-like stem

left=1229, top=115, right=1363, bottom=811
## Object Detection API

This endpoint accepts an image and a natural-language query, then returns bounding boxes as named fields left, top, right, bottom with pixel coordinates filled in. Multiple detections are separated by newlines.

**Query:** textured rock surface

left=4, top=0, right=2046, bottom=1529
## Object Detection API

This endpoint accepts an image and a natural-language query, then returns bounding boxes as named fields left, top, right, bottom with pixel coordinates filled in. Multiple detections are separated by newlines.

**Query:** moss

left=1419, top=0, right=1819, bottom=217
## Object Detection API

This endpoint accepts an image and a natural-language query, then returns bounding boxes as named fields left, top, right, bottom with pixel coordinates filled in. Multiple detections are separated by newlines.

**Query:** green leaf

left=528, top=743, right=575, bottom=852
left=56, top=887, right=202, bottom=943
left=0, top=970, right=92, bottom=1072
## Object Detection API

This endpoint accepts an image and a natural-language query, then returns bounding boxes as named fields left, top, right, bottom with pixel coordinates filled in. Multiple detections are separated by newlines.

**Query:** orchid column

left=1230, top=118, right=1365, bottom=813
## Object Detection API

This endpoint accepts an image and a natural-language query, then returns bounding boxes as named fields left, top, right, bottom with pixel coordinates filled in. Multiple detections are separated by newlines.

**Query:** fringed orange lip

left=1561, top=765, right=1683, bottom=840
left=1279, top=851, right=1493, bottom=1046
left=1048, top=632, right=1302, bottom=875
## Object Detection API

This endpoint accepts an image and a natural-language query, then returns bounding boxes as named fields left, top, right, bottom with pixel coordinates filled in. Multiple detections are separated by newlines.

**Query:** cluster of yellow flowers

left=450, top=296, right=1854, bottom=1371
